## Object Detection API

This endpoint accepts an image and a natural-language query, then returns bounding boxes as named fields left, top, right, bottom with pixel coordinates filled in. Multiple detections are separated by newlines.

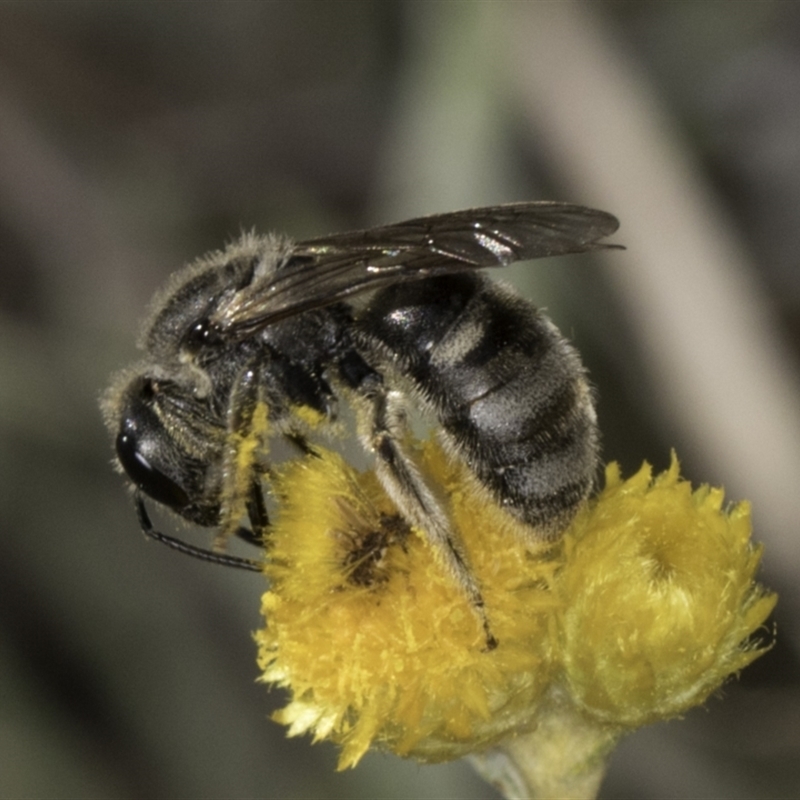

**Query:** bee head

left=102, top=370, right=222, bottom=527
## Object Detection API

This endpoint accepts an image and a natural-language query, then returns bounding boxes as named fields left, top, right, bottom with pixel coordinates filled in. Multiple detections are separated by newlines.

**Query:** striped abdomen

left=358, top=273, right=598, bottom=535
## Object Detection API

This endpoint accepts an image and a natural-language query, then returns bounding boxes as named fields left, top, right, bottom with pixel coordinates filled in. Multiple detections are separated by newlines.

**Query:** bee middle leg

left=236, top=471, right=269, bottom=547
left=357, top=379, right=497, bottom=650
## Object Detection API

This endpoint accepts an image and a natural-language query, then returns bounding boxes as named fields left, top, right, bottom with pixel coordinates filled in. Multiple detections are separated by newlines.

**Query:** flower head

left=255, top=443, right=775, bottom=771
left=257, top=443, right=561, bottom=767
left=559, top=456, right=776, bottom=726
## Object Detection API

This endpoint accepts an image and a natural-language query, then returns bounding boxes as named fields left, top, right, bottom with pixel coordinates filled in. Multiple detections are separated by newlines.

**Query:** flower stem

left=469, top=687, right=621, bottom=800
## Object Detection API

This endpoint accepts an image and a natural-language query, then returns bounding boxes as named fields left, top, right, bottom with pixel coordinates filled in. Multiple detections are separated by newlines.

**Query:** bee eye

left=115, top=431, right=191, bottom=511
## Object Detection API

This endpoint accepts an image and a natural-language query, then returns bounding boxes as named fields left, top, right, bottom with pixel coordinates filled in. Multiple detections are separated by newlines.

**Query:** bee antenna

left=134, top=493, right=264, bottom=573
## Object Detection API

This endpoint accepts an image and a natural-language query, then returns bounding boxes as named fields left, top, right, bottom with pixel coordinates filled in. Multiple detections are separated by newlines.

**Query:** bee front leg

left=214, top=362, right=272, bottom=551
left=135, top=492, right=264, bottom=571
left=356, top=378, right=497, bottom=650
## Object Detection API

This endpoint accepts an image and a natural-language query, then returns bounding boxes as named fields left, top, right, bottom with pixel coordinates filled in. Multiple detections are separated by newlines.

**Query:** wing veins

left=212, top=202, right=621, bottom=335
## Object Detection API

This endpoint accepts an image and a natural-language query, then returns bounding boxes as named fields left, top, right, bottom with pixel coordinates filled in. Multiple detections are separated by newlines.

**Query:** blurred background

left=1, top=2, right=798, bottom=798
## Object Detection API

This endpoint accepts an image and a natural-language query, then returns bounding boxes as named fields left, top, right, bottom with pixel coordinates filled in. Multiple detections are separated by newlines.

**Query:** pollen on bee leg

left=215, top=401, right=271, bottom=549
left=289, top=403, right=327, bottom=430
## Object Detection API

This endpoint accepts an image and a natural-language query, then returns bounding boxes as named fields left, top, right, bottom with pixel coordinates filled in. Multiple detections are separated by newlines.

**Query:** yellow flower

left=255, top=443, right=775, bottom=772
left=559, top=456, right=776, bottom=726
left=257, top=443, right=560, bottom=768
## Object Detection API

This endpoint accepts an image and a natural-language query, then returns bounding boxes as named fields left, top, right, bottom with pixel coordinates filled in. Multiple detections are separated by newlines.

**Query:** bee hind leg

left=357, top=379, right=497, bottom=650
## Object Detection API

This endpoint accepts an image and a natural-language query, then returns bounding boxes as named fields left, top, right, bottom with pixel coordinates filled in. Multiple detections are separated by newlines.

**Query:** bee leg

left=214, top=363, right=272, bottom=551
left=233, top=427, right=319, bottom=549
left=284, top=430, right=321, bottom=458
left=360, top=380, right=497, bottom=650
left=235, top=475, right=269, bottom=547
left=135, top=492, right=264, bottom=572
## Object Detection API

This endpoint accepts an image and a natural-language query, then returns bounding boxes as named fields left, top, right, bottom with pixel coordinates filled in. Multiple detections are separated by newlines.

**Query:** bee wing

left=214, top=202, right=621, bottom=335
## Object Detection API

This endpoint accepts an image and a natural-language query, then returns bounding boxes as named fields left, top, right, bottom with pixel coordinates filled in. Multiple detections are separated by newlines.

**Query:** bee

left=102, top=202, right=620, bottom=647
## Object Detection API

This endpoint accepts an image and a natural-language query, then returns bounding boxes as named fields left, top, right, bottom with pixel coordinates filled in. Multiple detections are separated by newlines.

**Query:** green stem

left=469, top=688, right=621, bottom=800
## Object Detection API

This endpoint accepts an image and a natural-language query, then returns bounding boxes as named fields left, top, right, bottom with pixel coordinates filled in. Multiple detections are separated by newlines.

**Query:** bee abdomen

left=360, top=273, right=598, bottom=536
left=438, top=285, right=597, bottom=534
